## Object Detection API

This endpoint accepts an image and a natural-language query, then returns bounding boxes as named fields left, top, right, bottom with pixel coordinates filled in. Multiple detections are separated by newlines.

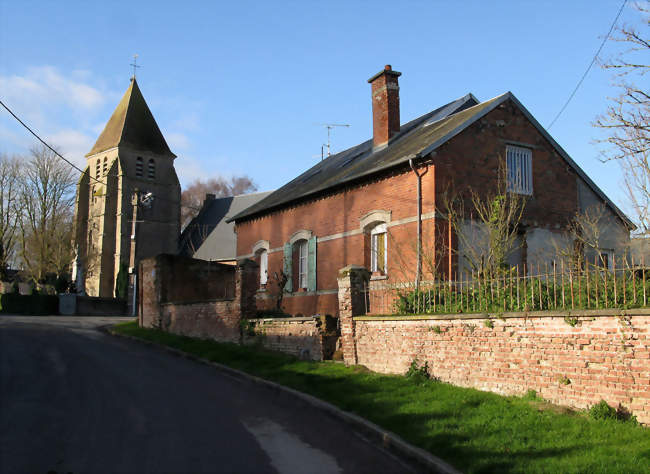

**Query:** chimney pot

left=368, top=65, right=402, bottom=148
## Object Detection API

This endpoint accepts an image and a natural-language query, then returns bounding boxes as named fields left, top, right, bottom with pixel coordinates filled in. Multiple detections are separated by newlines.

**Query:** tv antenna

left=316, top=123, right=350, bottom=159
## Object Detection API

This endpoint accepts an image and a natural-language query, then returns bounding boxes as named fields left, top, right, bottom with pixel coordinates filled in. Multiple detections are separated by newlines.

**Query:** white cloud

left=0, top=66, right=106, bottom=120
left=45, top=129, right=95, bottom=168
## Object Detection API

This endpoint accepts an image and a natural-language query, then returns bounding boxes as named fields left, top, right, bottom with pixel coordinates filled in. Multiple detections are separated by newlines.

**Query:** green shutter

left=283, top=242, right=292, bottom=293
left=307, top=236, right=317, bottom=292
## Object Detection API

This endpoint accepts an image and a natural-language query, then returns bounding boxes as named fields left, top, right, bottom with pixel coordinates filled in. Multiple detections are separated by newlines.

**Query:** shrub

left=406, top=358, right=432, bottom=384
left=115, top=262, right=129, bottom=300
left=589, top=400, right=638, bottom=424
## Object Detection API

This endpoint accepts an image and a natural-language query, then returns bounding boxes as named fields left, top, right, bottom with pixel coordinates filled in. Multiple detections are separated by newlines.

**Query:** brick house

left=230, top=65, right=632, bottom=317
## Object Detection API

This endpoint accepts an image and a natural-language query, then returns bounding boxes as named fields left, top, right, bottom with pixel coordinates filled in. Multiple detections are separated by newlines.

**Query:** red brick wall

left=160, top=300, right=240, bottom=342
left=236, top=168, right=436, bottom=316
left=139, top=255, right=258, bottom=343
left=434, top=100, right=578, bottom=230
left=352, top=312, right=650, bottom=425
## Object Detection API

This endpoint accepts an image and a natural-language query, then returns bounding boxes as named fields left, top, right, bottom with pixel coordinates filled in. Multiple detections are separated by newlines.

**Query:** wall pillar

left=237, top=258, right=259, bottom=319
left=337, top=265, right=370, bottom=365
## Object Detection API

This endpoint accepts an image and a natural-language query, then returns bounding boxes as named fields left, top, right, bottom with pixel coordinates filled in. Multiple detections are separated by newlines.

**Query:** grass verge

left=112, top=321, right=649, bottom=474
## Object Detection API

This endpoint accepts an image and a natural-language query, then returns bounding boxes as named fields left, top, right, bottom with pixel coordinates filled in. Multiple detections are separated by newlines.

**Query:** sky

left=0, top=0, right=646, bottom=219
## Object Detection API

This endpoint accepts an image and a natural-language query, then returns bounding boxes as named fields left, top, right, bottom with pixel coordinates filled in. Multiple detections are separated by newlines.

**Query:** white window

left=506, top=145, right=533, bottom=195
left=136, top=157, right=143, bottom=177
left=371, top=224, right=387, bottom=274
left=298, top=240, right=308, bottom=289
left=259, top=249, right=268, bottom=285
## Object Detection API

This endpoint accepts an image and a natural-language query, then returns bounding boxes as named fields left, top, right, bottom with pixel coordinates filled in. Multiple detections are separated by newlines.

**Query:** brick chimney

left=368, top=65, right=402, bottom=148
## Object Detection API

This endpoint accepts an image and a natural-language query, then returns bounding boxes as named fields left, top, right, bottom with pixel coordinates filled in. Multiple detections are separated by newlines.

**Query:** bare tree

left=595, top=6, right=649, bottom=232
left=17, top=145, right=76, bottom=283
left=181, top=175, right=257, bottom=228
left=0, top=154, right=21, bottom=279
left=442, top=159, right=527, bottom=278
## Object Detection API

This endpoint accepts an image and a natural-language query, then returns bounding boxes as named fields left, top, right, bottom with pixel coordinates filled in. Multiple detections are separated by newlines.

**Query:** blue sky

left=0, top=0, right=645, bottom=217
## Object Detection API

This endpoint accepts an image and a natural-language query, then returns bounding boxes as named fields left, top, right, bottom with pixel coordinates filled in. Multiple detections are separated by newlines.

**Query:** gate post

left=337, top=265, right=370, bottom=365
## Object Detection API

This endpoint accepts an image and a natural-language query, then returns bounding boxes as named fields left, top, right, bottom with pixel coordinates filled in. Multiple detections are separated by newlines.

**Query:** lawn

left=112, top=321, right=649, bottom=474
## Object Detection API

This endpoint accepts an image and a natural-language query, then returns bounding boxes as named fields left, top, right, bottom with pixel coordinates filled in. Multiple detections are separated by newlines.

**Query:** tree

left=180, top=175, right=257, bottom=228
left=595, top=6, right=649, bottom=233
left=17, top=145, right=76, bottom=283
left=442, top=158, right=527, bottom=278
left=0, top=154, right=21, bottom=279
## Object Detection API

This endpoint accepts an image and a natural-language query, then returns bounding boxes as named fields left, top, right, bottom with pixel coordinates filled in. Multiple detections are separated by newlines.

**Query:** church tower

left=73, top=78, right=181, bottom=297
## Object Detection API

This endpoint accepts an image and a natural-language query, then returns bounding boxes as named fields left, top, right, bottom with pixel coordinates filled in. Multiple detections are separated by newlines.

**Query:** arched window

left=283, top=231, right=316, bottom=292
left=296, top=240, right=308, bottom=289
left=95, top=160, right=100, bottom=178
left=102, top=157, right=108, bottom=176
left=135, top=157, right=143, bottom=177
left=360, top=210, right=391, bottom=277
left=258, top=249, right=268, bottom=286
left=147, top=159, right=155, bottom=179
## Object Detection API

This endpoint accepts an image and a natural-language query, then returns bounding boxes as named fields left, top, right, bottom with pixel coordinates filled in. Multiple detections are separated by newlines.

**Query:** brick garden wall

left=159, top=299, right=241, bottom=343
left=352, top=311, right=650, bottom=424
left=139, top=255, right=257, bottom=343
left=243, top=316, right=338, bottom=361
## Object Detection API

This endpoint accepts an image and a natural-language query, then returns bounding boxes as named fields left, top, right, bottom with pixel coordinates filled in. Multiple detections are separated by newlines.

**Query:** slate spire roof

left=86, top=78, right=175, bottom=158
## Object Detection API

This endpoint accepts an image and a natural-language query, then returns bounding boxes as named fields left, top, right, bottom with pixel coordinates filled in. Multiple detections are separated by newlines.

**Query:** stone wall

left=243, top=316, right=338, bottom=361
left=139, top=254, right=257, bottom=343
left=338, top=265, right=650, bottom=425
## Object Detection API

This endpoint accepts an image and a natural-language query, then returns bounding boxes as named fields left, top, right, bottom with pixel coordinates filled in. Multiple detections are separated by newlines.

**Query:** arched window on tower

left=147, top=159, right=155, bottom=179
left=136, top=157, right=143, bottom=177
left=95, top=160, right=100, bottom=178
left=102, top=157, right=108, bottom=176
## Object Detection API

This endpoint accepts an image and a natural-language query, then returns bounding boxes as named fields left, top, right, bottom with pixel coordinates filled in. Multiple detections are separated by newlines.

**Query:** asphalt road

left=0, top=316, right=416, bottom=474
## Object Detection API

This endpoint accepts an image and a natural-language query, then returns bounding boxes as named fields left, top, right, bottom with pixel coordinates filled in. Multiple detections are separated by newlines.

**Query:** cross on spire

left=130, top=54, right=141, bottom=79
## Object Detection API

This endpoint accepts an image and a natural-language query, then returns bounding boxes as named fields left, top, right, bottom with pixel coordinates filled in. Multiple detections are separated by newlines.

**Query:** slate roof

left=230, top=92, right=633, bottom=228
left=86, top=78, right=175, bottom=157
left=229, top=93, right=479, bottom=222
left=179, top=191, right=273, bottom=261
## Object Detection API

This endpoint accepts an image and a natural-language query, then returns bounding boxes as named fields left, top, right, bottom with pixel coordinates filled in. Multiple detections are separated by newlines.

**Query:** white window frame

left=370, top=223, right=387, bottom=274
left=506, top=145, right=533, bottom=195
left=298, top=240, right=308, bottom=289
left=259, top=249, right=268, bottom=285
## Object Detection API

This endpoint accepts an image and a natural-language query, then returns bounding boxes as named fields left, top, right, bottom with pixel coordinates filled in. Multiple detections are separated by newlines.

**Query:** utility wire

left=0, top=98, right=201, bottom=212
left=547, top=0, right=627, bottom=130
left=0, top=98, right=106, bottom=186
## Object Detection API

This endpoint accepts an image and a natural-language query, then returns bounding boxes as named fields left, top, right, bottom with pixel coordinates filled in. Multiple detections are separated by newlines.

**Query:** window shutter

left=307, top=236, right=317, bottom=292
left=283, top=242, right=292, bottom=293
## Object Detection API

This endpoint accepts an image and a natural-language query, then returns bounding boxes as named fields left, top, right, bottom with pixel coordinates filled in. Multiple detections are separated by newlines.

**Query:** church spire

left=86, top=78, right=175, bottom=158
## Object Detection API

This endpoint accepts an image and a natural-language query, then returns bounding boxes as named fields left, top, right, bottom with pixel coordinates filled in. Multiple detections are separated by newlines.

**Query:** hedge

left=0, top=293, right=59, bottom=315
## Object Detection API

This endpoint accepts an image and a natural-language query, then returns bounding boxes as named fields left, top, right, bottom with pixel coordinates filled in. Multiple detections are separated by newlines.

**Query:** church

left=73, top=78, right=181, bottom=298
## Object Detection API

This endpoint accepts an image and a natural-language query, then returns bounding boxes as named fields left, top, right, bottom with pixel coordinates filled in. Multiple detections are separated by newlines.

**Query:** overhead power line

left=547, top=0, right=627, bottom=130
left=0, top=98, right=200, bottom=212
left=0, top=98, right=106, bottom=186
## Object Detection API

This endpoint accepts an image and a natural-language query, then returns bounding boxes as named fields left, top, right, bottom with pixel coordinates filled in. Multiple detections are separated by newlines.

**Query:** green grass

left=112, top=321, right=650, bottom=473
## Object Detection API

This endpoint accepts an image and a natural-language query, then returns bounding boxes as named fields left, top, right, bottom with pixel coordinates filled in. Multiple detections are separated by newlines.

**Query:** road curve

left=0, top=317, right=416, bottom=473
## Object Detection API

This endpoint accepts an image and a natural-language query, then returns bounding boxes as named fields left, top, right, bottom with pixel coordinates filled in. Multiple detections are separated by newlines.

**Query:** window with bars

left=136, top=157, right=143, bottom=177
left=506, top=145, right=533, bottom=195
left=102, top=157, right=108, bottom=176
left=371, top=223, right=387, bottom=274
left=148, top=159, right=155, bottom=179
left=95, top=160, right=100, bottom=178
